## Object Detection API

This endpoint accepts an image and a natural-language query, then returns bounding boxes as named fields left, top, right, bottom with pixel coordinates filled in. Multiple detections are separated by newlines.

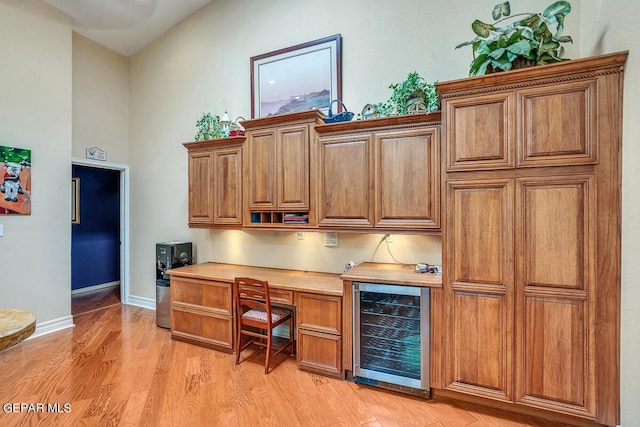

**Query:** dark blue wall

left=71, top=165, right=120, bottom=290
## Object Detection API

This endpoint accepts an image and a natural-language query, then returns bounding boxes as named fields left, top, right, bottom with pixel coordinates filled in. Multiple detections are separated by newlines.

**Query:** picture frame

left=250, top=34, right=342, bottom=118
left=72, top=177, right=80, bottom=224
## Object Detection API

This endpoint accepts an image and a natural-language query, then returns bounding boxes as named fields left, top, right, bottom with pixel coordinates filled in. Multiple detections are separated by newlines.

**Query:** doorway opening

left=71, top=158, right=129, bottom=316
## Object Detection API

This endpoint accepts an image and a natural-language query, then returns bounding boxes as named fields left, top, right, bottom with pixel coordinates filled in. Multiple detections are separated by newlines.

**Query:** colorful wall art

left=0, top=145, right=32, bottom=215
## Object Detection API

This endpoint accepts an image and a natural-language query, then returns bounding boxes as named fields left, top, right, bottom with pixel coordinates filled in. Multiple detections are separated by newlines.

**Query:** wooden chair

left=233, top=277, right=294, bottom=374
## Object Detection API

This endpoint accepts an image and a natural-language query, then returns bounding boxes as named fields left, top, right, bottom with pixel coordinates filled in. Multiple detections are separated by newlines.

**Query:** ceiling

left=42, top=0, right=213, bottom=57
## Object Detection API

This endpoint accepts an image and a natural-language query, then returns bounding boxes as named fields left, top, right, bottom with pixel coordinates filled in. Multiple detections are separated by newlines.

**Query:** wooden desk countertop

left=340, top=262, right=442, bottom=287
left=167, top=262, right=343, bottom=296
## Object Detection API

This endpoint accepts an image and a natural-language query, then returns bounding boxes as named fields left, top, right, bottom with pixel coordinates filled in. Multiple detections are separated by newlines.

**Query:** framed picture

left=251, top=34, right=342, bottom=118
left=72, top=177, right=80, bottom=224
left=0, top=145, right=32, bottom=215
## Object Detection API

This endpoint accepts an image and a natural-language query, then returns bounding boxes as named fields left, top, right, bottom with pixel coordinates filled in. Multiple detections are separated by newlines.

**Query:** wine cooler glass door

left=354, top=282, right=429, bottom=390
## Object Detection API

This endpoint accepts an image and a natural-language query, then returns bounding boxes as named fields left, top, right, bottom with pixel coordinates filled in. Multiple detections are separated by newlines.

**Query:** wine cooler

left=353, top=282, right=430, bottom=397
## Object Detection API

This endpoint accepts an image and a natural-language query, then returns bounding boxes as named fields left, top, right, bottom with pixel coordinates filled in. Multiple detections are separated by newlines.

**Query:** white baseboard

left=125, top=295, right=155, bottom=311
left=27, top=315, right=75, bottom=340
left=71, top=281, right=120, bottom=295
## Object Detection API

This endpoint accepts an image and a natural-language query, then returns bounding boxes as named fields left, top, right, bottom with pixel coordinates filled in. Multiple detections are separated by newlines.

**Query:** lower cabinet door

left=171, top=306, right=234, bottom=352
left=297, top=329, right=342, bottom=378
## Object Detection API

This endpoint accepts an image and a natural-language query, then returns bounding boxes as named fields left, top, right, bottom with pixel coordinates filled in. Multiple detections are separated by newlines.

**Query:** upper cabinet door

left=212, top=146, right=243, bottom=225
left=517, top=80, right=598, bottom=167
left=188, top=151, right=214, bottom=225
left=445, top=91, right=515, bottom=171
left=277, top=124, right=310, bottom=210
left=246, top=129, right=277, bottom=210
left=317, top=133, right=374, bottom=227
left=374, top=127, right=440, bottom=229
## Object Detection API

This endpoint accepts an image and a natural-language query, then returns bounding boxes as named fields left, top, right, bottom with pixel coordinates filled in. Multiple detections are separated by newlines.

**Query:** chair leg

left=264, top=332, right=272, bottom=374
left=235, top=330, right=241, bottom=365
left=289, top=317, right=295, bottom=356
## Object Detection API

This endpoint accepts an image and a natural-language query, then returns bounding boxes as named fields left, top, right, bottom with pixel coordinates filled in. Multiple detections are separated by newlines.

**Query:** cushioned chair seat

left=242, top=306, right=292, bottom=323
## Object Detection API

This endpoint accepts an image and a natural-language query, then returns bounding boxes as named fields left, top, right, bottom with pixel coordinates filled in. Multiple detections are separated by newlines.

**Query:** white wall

left=0, top=0, right=72, bottom=323
left=72, top=33, right=129, bottom=164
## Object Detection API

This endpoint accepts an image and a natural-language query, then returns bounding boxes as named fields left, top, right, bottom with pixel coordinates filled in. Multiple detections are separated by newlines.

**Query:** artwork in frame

left=72, top=177, right=80, bottom=224
left=251, top=34, right=342, bottom=118
left=0, top=145, right=32, bottom=215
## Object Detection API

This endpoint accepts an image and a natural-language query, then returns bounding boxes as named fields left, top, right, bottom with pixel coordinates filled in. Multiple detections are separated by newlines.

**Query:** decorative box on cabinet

left=436, top=52, right=627, bottom=426
left=170, top=276, right=234, bottom=352
left=295, top=292, right=343, bottom=378
left=241, top=111, right=325, bottom=228
left=315, top=113, right=441, bottom=232
left=183, top=137, right=244, bottom=227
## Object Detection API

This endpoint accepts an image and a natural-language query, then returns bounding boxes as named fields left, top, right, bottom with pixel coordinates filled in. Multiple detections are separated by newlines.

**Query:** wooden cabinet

left=437, top=52, right=627, bottom=426
left=242, top=110, right=324, bottom=227
left=315, top=114, right=441, bottom=232
left=170, top=276, right=234, bottom=352
left=444, top=178, right=514, bottom=402
left=295, top=292, right=343, bottom=378
left=184, top=138, right=244, bottom=227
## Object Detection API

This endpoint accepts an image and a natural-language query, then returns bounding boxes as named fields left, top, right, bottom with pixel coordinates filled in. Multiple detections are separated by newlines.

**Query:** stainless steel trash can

left=156, top=279, right=171, bottom=328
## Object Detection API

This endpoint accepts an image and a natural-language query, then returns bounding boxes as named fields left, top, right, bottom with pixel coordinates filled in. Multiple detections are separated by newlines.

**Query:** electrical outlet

left=296, top=232, right=304, bottom=240
left=385, top=234, right=393, bottom=243
left=323, top=232, right=338, bottom=247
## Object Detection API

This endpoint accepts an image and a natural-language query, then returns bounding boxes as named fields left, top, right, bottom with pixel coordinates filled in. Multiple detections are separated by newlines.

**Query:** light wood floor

left=0, top=304, right=566, bottom=427
left=71, top=285, right=121, bottom=316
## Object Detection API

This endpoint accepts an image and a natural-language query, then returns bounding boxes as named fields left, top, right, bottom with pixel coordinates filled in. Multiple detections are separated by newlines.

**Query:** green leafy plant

left=378, top=72, right=439, bottom=116
left=455, top=1, right=573, bottom=76
left=194, top=113, right=226, bottom=141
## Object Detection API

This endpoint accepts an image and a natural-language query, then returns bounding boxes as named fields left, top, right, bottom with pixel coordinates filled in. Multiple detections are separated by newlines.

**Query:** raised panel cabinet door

left=212, top=146, right=243, bottom=225
left=374, top=127, right=440, bottom=229
left=517, top=80, right=598, bottom=167
left=444, top=91, right=515, bottom=171
left=188, top=151, right=214, bottom=225
left=171, top=307, right=234, bottom=352
left=296, top=292, right=341, bottom=335
left=317, top=134, right=374, bottom=227
left=171, top=277, right=233, bottom=316
left=297, top=329, right=342, bottom=378
left=277, top=124, right=309, bottom=210
left=444, top=178, right=514, bottom=401
left=246, top=129, right=276, bottom=210
left=515, top=175, right=596, bottom=418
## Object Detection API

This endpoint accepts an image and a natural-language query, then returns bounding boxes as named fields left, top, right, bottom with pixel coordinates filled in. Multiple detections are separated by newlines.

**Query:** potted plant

left=194, top=112, right=226, bottom=141
left=455, top=1, right=573, bottom=76
left=378, top=72, right=439, bottom=116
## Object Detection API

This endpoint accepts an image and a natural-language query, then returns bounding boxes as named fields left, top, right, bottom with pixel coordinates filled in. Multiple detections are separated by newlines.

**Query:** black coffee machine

left=156, top=240, right=193, bottom=281
left=156, top=241, right=192, bottom=328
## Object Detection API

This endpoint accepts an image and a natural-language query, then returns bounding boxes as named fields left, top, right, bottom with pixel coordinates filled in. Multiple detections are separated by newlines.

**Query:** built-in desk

left=167, top=262, right=344, bottom=378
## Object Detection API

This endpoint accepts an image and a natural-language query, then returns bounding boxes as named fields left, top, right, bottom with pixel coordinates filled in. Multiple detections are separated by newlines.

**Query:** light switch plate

left=323, top=232, right=338, bottom=247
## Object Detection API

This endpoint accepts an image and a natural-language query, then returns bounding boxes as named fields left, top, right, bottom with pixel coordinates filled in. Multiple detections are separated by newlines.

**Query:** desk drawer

left=171, top=277, right=232, bottom=315
left=297, top=329, right=342, bottom=378
left=296, top=292, right=341, bottom=334
left=270, top=288, right=294, bottom=305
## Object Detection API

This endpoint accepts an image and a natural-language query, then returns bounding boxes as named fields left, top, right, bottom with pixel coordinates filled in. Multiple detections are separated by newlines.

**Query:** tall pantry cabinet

left=435, top=52, right=627, bottom=426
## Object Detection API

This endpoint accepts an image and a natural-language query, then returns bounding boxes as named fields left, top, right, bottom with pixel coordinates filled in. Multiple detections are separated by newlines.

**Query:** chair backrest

left=234, top=277, right=273, bottom=327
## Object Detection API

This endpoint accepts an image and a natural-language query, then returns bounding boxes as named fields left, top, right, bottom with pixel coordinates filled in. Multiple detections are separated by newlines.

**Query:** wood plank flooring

left=0, top=304, right=566, bottom=426
left=71, top=286, right=121, bottom=316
